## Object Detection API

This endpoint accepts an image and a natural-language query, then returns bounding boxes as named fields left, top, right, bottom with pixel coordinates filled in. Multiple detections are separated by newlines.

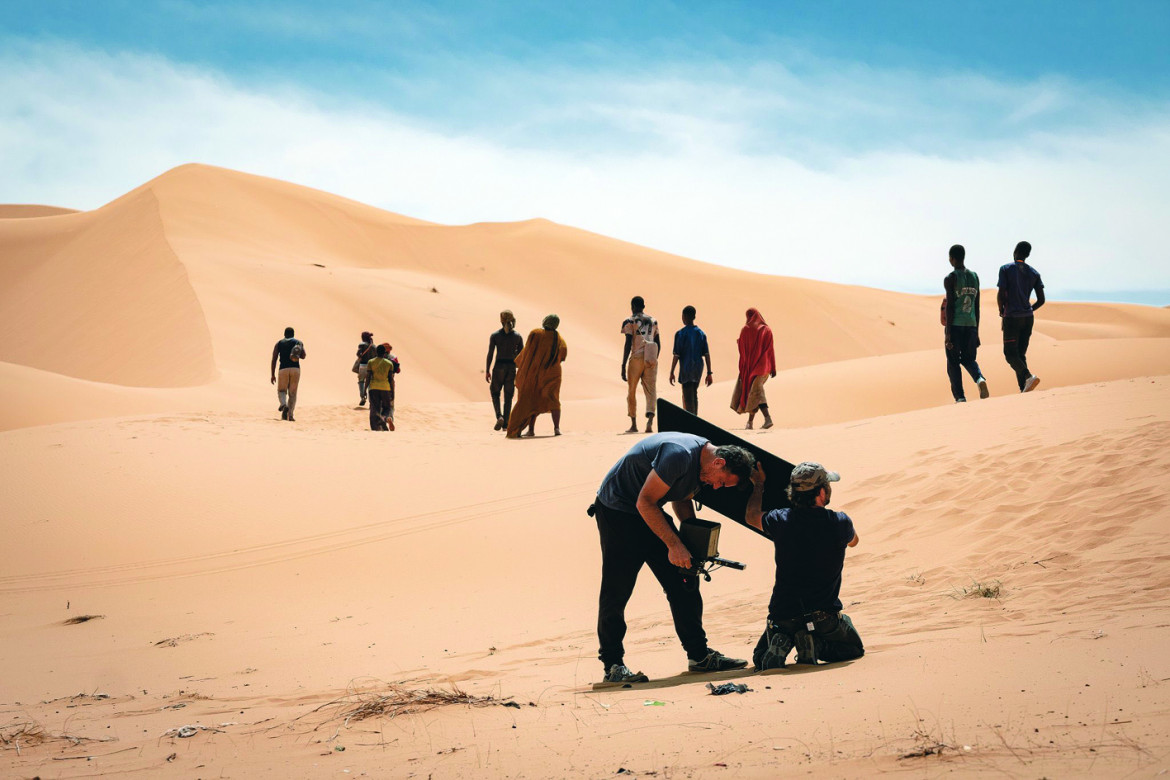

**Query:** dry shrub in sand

left=0, top=721, right=112, bottom=755
left=950, top=580, right=1003, bottom=600
left=305, top=681, right=509, bottom=728
left=62, top=614, right=104, bottom=625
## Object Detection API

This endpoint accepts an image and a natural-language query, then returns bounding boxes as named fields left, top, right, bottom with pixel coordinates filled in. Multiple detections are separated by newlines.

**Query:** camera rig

left=678, top=518, right=746, bottom=588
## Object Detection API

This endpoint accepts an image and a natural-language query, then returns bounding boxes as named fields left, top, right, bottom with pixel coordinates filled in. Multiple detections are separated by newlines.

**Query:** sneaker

left=494, top=416, right=505, bottom=431
left=977, top=377, right=990, bottom=399
left=688, top=649, right=748, bottom=673
left=794, top=633, right=818, bottom=665
left=1024, top=375, right=1041, bottom=393
left=755, top=632, right=794, bottom=671
left=604, top=664, right=649, bottom=684
left=955, top=397, right=966, bottom=403
left=761, top=418, right=774, bottom=429
left=281, top=406, right=289, bottom=420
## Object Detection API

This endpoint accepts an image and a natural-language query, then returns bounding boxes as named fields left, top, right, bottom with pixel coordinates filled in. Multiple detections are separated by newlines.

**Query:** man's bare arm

left=1033, top=287, right=1045, bottom=311
left=745, top=463, right=766, bottom=531
left=848, top=532, right=860, bottom=548
left=621, top=334, right=632, bottom=380
left=636, top=471, right=692, bottom=569
left=671, top=499, right=696, bottom=522
left=270, top=344, right=279, bottom=383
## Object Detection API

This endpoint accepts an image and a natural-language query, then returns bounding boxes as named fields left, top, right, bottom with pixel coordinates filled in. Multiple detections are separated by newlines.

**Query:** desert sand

left=2, top=164, right=1169, bottom=777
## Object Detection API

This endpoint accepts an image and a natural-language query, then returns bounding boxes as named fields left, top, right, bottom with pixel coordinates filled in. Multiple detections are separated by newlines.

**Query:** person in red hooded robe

left=731, top=308, right=776, bottom=429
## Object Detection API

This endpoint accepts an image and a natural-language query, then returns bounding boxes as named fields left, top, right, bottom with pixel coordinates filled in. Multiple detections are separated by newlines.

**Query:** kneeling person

left=592, top=432, right=756, bottom=683
left=745, top=461, right=863, bottom=669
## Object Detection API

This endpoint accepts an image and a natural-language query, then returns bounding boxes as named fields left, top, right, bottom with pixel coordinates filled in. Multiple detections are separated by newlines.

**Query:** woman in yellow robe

left=506, top=314, right=568, bottom=438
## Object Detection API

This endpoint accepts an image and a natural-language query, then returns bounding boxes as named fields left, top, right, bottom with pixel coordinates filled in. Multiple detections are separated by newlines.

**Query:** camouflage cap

left=788, top=461, right=840, bottom=492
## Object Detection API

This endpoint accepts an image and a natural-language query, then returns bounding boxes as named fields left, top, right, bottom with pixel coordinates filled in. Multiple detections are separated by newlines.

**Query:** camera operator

left=590, top=432, right=755, bottom=684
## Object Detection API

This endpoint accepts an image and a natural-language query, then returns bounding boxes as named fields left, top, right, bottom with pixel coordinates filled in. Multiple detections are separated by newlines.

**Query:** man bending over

left=591, top=432, right=756, bottom=683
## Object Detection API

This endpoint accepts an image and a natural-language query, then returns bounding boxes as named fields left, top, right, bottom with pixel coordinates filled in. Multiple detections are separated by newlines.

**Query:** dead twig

left=301, top=681, right=509, bottom=729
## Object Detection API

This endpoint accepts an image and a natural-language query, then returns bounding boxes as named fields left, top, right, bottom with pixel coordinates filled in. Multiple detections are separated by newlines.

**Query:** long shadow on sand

left=585, top=660, right=857, bottom=693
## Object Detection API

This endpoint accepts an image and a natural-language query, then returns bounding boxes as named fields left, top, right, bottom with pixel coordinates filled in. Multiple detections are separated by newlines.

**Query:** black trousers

left=369, top=388, right=393, bottom=431
left=753, top=611, right=864, bottom=669
left=490, top=362, right=517, bottom=422
left=680, top=381, right=700, bottom=414
left=1002, top=315, right=1034, bottom=390
left=946, top=325, right=983, bottom=400
left=595, top=503, right=708, bottom=667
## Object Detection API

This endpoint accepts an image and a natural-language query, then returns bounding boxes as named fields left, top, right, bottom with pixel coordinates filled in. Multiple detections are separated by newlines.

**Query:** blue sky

left=2, top=1, right=1168, bottom=301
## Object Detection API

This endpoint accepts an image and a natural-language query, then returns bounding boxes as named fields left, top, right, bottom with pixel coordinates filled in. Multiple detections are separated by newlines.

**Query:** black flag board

left=655, top=398, right=796, bottom=540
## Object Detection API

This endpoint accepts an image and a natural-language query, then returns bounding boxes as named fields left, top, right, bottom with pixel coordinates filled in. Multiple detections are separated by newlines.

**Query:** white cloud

left=1, top=40, right=1167, bottom=294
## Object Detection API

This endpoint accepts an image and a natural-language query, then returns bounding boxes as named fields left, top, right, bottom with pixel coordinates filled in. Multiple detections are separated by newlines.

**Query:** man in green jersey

left=943, top=245, right=989, bottom=403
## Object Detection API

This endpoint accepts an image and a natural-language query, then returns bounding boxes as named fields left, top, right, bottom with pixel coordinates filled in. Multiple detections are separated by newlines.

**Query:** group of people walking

left=270, top=240, right=1046, bottom=432
left=485, top=311, right=568, bottom=438
left=942, top=240, right=1045, bottom=403
left=482, top=296, right=780, bottom=438
left=354, top=331, right=401, bottom=431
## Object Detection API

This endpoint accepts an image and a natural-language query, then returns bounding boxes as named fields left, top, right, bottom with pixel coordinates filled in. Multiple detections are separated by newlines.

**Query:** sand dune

left=3, top=164, right=1168, bottom=428
left=2, top=165, right=1169, bottom=777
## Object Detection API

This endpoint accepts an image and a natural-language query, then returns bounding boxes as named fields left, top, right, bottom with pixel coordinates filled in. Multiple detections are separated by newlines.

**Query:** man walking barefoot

left=486, top=310, right=524, bottom=431
left=621, top=296, right=661, bottom=434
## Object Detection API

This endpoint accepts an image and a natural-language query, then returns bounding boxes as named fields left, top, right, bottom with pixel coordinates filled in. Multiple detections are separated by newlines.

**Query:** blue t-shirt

left=596, top=432, right=708, bottom=515
left=762, top=507, right=855, bottom=619
left=672, top=325, right=709, bottom=384
left=997, top=262, right=1044, bottom=318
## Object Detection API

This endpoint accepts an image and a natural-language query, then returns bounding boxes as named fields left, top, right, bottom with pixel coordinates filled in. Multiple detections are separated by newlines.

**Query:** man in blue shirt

left=997, top=241, right=1046, bottom=392
left=670, top=305, right=714, bottom=415
left=591, top=432, right=756, bottom=683
left=745, top=461, right=864, bottom=669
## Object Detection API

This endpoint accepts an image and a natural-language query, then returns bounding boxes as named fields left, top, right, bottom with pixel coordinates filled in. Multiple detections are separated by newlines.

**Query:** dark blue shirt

left=762, top=507, right=855, bottom=619
left=998, top=262, right=1044, bottom=318
left=672, top=325, right=709, bottom=384
left=275, top=338, right=303, bottom=370
left=596, top=432, right=708, bottom=515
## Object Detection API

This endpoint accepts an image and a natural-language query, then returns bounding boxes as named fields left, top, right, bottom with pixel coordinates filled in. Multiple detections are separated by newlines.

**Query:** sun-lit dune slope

left=3, top=163, right=1169, bottom=408
left=0, top=189, right=215, bottom=387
